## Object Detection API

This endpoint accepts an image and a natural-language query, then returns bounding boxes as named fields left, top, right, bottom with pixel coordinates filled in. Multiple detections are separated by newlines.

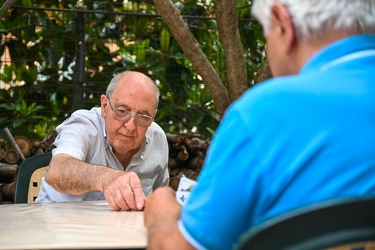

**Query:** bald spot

left=114, top=72, right=157, bottom=111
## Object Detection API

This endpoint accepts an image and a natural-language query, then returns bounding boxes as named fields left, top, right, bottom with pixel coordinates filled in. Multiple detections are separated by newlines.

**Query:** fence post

left=73, top=6, right=86, bottom=110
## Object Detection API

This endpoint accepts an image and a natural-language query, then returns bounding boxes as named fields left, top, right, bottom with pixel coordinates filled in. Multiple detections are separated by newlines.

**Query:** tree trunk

left=216, top=0, right=248, bottom=101
left=152, top=0, right=231, bottom=117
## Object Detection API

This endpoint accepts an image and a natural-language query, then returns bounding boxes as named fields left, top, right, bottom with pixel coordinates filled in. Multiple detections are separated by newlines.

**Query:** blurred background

left=0, top=0, right=266, bottom=141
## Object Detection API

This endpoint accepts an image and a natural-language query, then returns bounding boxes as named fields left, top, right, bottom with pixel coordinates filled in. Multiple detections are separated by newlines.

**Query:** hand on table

left=102, top=171, right=146, bottom=211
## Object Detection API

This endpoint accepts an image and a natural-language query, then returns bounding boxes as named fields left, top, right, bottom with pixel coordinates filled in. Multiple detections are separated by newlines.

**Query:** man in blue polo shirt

left=144, top=0, right=375, bottom=249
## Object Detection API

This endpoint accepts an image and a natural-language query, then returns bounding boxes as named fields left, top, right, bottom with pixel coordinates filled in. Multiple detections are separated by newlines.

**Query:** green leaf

left=23, top=25, right=37, bottom=43
left=118, top=51, right=137, bottom=64
left=135, top=39, right=150, bottom=63
left=160, top=28, right=171, bottom=53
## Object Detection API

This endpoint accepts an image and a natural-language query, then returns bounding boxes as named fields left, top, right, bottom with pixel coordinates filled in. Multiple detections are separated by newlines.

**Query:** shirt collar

left=300, top=34, right=375, bottom=74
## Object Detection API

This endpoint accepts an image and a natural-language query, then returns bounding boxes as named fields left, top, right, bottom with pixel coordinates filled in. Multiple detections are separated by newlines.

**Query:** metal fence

left=0, top=1, right=259, bottom=140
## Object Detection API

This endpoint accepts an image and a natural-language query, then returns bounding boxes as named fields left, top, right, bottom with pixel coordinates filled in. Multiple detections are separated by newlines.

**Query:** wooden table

left=0, top=200, right=146, bottom=249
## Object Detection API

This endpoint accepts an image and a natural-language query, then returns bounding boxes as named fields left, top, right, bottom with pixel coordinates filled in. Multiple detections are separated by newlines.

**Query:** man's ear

left=270, top=2, right=296, bottom=53
left=153, top=109, right=158, bottom=118
left=100, top=94, right=108, bottom=118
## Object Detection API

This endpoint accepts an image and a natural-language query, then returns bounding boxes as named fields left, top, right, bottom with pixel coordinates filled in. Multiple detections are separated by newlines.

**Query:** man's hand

left=144, top=187, right=180, bottom=228
left=144, top=187, right=196, bottom=250
left=46, top=154, right=146, bottom=211
left=102, top=171, right=146, bottom=211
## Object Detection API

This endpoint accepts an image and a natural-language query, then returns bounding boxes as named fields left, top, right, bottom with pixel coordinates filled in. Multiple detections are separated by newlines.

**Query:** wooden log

left=36, top=147, right=45, bottom=155
left=169, top=168, right=181, bottom=178
left=44, top=144, right=56, bottom=152
left=186, top=154, right=205, bottom=170
left=0, top=138, right=5, bottom=147
left=31, top=139, right=44, bottom=155
left=176, top=145, right=189, bottom=162
left=0, top=148, right=5, bottom=161
left=168, top=157, right=177, bottom=169
left=4, top=149, right=19, bottom=164
left=165, top=133, right=185, bottom=145
left=32, top=139, right=42, bottom=148
left=185, top=137, right=209, bottom=153
left=0, top=181, right=15, bottom=201
left=169, top=177, right=180, bottom=191
left=41, top=129, right=58, bottom=150
left=185, top=131, right=194, bottom=139
left=168, top=143, right=181, bottom=156
left=180, top=168, right=199, bottom=180
left=14, top=136, right=32, bottom=157
left=169, top=143, right=187, bottom=155
left=0, top=163, right=18, bottom=177
left=169, top=169, right=199, bottom=191
left=4, top=127, right=25, bottom=161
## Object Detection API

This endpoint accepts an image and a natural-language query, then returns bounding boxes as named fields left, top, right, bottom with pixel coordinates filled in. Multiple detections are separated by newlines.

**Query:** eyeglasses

left=106, top=97, right=153, bottom=127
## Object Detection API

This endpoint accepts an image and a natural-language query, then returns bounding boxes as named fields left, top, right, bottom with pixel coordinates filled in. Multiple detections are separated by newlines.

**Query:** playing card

left=176, top=176, right=197, bottom=206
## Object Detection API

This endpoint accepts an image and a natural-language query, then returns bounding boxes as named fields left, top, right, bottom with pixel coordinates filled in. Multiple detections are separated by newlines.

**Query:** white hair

left=252, top=0, right=375, bottom=39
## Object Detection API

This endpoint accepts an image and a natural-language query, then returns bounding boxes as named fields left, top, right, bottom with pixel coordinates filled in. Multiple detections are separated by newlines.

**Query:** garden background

left=0, top=0, right=267, bottom=141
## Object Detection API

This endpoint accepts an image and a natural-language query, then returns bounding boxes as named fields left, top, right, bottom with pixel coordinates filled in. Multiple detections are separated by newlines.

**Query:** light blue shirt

left=36, top=107, right=169, bottom=202
left=179, top=35, right=375, bottom=250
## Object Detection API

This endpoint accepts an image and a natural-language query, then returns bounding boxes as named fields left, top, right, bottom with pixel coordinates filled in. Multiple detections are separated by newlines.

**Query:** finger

left=129, top=174, right=146, bottom=210
left=132, top=186, right=146, bottom=210
left=106, top=195, right=121, bottom=211
left=103, top=184, right=129, bottom=211
left=119, top=186, right=136, bottom=210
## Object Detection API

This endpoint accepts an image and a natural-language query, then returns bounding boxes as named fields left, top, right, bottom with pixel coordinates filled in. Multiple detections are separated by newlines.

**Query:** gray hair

left=106, top=71, right=160, bottom=109
left=252, top=0, right=375, bottom=39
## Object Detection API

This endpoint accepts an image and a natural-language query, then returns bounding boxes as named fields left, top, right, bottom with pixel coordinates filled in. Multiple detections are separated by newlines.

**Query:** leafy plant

left=0, top=98, right=55, bottom=139
left=0, top=0, right=265, bottom=140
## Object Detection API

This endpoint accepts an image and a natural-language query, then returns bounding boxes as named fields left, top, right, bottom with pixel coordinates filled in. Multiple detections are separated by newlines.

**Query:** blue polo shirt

left=179, top=34, right=375, bottom=250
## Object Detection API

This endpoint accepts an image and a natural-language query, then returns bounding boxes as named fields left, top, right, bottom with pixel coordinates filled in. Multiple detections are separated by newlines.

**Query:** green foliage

left=0, top=0, right=265, bottom=140
left=0, top=96, right=55, bottom=139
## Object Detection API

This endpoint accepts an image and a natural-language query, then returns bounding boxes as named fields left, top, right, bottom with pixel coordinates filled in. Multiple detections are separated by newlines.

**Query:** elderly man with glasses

left=36, top=71, right=169, bottom=211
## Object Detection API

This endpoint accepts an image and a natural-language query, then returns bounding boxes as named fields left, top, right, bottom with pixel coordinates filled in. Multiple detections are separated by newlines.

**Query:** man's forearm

left=45, top=153, right=113, bottom=195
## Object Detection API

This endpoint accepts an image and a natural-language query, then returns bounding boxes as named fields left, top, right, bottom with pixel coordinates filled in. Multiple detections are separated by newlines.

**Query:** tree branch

left=152, top=0, right=231, bottom=117
left=0, top=0, right=18, bottom=19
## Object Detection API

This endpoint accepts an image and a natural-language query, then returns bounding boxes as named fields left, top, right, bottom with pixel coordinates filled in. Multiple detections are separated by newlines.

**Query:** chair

left=14, top=152, right=52, bottom=203
left=233, top=197, right=375, bottom=250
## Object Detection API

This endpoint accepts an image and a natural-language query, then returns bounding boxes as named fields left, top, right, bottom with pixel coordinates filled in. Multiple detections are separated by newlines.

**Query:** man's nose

left=123, top=116, right=137, bottom=130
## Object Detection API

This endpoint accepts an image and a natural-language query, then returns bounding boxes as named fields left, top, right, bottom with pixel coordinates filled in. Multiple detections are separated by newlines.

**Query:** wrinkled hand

left=102, top=171, right=146, bottom=211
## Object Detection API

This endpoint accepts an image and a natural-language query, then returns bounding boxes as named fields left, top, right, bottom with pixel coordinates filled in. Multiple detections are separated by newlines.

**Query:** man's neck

left=114, top=147, right=139, bottom=169
left=292, top=31, right=357, bottom=74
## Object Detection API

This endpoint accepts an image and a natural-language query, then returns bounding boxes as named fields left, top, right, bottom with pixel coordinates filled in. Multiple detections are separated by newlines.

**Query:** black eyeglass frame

left=106, top=96, right=154, bottom=127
